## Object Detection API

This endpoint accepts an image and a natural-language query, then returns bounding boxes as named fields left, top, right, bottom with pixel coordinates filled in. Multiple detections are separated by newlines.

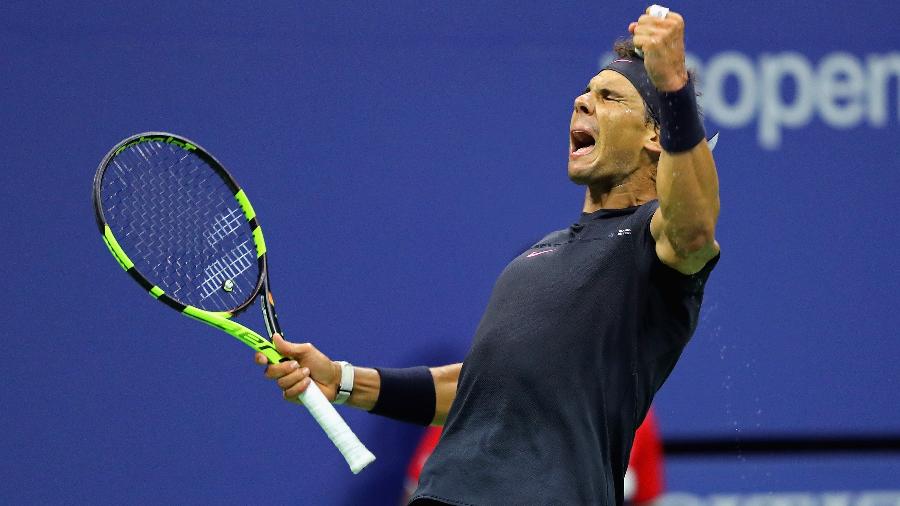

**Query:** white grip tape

left=634, top=4, right=669, bottom=58
left=648, top=4, right=669, bottom=18
left=298, top=381, right=376, bottom=474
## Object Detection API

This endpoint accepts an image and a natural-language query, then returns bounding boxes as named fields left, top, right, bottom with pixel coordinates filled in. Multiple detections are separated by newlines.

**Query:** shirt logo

left=608, top=228, right=633, bottom=238
left=526, top=249, right=556, bottom=258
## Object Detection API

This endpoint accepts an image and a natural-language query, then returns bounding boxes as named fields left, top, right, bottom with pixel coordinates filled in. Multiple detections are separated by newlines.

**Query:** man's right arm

left=255, top=334, right=461, bottom=426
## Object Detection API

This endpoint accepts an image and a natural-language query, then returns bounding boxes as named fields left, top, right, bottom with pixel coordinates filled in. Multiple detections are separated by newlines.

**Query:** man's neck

left=582, top=167, right=657, bottom=213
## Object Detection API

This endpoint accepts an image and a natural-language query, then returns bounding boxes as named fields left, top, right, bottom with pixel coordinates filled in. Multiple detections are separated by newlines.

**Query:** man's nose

left=574, top=94, right=593, bottom=115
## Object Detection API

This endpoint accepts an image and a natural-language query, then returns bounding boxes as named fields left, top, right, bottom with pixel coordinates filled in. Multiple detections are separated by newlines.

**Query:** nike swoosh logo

left=527, top=249, right=555, bottom=258
left=707, top=132, right=719, bottom=152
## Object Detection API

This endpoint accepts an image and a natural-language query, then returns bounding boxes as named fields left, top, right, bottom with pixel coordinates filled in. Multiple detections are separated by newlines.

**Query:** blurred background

left=2, top=1, right=898, bottom=504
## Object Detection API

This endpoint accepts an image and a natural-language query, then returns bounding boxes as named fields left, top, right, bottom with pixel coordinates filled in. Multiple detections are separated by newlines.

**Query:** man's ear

left=643, top=125, right=662, bottom=161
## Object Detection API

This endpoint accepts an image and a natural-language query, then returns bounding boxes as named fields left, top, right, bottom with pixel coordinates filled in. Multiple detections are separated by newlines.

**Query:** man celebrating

left=257, top=7, right=719, bottom=505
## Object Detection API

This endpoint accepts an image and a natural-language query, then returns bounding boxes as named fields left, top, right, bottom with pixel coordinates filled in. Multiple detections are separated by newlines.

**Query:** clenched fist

left=629, top=6, right=689, bottom=92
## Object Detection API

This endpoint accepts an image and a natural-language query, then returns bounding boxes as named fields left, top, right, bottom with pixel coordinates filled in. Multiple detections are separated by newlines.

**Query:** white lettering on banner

left=660, top=491, right=900, bottom=506
left=758, top=52, right=816, bottom=148
left=866, top=54, right=900, bottom=127
left=599, top=51, right=900, bottom=150
left=699, top=52, right=758, bottom=128
left=818, top=53, right=865, bottom=128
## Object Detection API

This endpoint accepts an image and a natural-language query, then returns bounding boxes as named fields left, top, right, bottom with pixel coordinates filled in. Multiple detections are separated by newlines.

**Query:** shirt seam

left=409, top=492, right=478, bottom=506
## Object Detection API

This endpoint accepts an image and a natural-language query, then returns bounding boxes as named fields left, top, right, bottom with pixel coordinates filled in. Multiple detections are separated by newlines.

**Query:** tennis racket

left=92, top=132, right=376, bottom=474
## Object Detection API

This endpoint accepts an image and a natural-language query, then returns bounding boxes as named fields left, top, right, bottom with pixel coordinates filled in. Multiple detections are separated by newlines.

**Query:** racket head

left=93, top=132, right=267, bottom=315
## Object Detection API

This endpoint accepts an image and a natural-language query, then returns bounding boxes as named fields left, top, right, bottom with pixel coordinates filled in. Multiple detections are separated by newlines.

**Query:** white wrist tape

left=635, top=4, right=670, bottom=58
left=334, top=361, right=354, bottom=405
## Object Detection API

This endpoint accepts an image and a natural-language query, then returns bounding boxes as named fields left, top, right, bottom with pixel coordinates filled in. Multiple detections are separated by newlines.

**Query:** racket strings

left=99, top=140, right=260, bottom=312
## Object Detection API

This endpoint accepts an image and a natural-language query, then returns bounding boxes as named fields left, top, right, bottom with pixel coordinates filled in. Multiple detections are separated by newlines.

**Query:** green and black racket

left=92, top=132, right=375, bottom=473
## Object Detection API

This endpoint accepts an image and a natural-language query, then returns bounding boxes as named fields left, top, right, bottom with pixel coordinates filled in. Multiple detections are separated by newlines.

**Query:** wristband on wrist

left=369, top=366, right=436, bottom=426
left=333, top=361, right=354, bottom=405
left=658, top=78, right=706, bottom=153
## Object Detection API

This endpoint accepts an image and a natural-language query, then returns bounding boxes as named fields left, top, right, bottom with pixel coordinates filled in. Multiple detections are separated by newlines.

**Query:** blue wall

left=2, top=1, right=898, bottom=503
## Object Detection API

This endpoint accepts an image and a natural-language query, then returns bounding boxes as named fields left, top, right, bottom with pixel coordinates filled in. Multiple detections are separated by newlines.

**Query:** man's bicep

left=430, top=363, right=462, bottom=426
left=650, top=206, right=719, bottom=275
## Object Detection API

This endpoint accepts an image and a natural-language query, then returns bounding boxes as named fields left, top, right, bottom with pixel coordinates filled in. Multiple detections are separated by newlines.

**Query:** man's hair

left=610, top=37, right=701, bottom=129
left=612, top=38, right=642, bottom=61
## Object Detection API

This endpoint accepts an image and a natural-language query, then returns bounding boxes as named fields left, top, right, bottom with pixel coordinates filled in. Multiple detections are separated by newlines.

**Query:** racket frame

left=92, top=132, right=375, bottom=473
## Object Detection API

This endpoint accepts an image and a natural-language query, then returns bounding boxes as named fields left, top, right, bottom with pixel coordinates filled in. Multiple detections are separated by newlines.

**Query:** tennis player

left=257, top=7, right=719, bottom=505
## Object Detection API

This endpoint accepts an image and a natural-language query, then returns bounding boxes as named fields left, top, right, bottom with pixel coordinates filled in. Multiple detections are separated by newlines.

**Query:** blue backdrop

left=2, top=1, right=899, bottom=503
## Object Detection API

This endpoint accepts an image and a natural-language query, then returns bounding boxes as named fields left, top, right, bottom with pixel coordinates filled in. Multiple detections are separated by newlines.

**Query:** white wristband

left=334, top=361, right=354, bottom=405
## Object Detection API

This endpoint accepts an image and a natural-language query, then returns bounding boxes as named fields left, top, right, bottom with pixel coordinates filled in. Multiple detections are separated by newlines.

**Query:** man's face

left=567, top=70, right=656, bottom=186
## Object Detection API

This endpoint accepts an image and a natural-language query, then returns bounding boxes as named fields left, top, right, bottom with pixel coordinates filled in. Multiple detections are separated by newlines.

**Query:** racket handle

left=298, top=381, right=376, bottom=473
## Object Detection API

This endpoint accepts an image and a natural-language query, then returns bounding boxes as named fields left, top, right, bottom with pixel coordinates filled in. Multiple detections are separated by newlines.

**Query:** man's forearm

left=344, top=363, right=461, bottom=426
left=345, top=366, right=381, bottom=411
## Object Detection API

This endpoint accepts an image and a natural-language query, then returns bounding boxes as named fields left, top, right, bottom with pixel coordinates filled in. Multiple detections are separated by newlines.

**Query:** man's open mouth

left=570, top=129, right=596, bottom=157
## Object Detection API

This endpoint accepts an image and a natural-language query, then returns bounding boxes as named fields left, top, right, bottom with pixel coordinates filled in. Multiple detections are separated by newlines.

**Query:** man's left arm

left=631, top=8, right=720, bottom=274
